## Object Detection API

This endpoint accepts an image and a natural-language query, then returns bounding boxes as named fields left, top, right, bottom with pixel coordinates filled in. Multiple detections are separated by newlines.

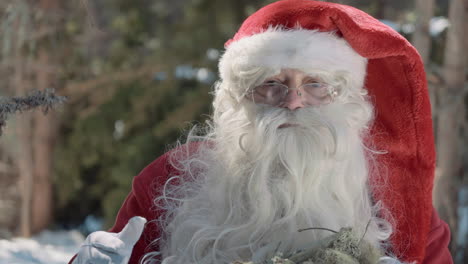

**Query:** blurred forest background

left=0, top=0, right=466, bottom=262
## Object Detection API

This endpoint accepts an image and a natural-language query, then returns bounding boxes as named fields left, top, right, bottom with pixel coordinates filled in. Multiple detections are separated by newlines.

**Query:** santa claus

left=71, top=1, right=453, bottom=263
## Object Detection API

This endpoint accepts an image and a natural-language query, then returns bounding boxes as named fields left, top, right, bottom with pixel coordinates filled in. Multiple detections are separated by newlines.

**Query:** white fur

left=218, top=28, right=368, bottom=98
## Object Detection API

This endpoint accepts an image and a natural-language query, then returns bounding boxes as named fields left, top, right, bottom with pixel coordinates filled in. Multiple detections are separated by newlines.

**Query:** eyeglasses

left=246, top=80, right=338, bottom=107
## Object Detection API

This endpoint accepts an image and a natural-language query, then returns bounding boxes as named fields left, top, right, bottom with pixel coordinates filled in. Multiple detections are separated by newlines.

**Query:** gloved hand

left=73, top=216, right=147, bottom=264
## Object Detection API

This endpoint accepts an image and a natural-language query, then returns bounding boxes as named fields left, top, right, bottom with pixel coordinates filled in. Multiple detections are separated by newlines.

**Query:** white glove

left=73, top=216, right=147, bottom=264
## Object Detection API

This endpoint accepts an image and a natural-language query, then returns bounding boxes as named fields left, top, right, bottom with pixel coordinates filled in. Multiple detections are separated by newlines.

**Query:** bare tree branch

left=0, top=88, right=66, bottom=136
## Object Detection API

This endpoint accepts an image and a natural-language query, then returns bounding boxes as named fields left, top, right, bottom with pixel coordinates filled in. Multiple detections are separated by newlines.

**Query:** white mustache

left=244, top=106, right=339, bottom=158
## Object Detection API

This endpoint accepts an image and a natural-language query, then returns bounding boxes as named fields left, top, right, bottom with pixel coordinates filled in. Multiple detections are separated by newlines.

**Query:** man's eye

left=305, top=82, right=324, bottom=88
left=255, top=84, right=275, bottom=96
left=255, top=82, right=283, bottom=97
left=264, top=80, right=281, bottom=85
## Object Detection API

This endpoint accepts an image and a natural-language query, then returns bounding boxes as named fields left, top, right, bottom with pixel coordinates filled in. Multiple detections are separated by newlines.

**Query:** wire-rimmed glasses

left=246, top=80, right=338, bottom=107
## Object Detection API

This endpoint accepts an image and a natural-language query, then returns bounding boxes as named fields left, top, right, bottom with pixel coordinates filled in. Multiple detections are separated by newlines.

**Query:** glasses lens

left=301, top=82, right=333, bottom=105
left=252, top=83, right=286, bottom=105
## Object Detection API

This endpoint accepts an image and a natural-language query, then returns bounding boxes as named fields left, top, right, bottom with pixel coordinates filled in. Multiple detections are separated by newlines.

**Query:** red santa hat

left=219, top=0, right=435, bottom=263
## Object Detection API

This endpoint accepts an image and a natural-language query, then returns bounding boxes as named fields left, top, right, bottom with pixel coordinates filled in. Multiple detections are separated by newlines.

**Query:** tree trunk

left=14, top=34, right=34, bottom=237
left=16, top=113, right=34, bottom=237
left=10, top=0, right=62, bottom=236
left=231, top=0, right=246, bottom=27
left=31, top=50, right=57, bottom=233
left=456, top=1, right=468, bottom=262
left=412, top=0, right=435, bottom=65
left=374, top=0, right=389, bottom=19
left=29, top=0, right=61, bottom=234
left=412, top=0, right=436, bottom=120
left=433, top=0, right=467, bottom=254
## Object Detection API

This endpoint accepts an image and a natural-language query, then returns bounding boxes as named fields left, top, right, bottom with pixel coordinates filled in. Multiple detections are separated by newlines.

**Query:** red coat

left=123, top=151, right=452, bottom=264
left=72, top=148, right=451, bottom=264
left=69, top=149, right=453, bottom=264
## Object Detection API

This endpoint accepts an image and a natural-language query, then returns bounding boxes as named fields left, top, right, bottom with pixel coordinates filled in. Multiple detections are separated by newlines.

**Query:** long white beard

left=148, top=101, right=393, bottom=264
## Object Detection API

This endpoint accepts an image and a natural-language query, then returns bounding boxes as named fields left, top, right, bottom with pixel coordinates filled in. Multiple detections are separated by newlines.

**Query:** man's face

left=233, top=67, right=343, bottom=159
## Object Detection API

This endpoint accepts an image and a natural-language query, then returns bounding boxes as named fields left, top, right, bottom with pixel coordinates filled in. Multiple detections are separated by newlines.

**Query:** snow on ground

left=0, top=230, right=84, bottom=264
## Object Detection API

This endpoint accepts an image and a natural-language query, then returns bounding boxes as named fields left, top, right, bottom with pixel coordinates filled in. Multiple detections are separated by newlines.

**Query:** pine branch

left=0, top=88, right=67, bottom=136
left=232, top=228, right=383, bottom=264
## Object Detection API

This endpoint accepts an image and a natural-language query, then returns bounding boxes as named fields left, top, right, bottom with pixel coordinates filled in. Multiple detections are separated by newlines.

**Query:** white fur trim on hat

left=219, top=28, right=367, bottom=91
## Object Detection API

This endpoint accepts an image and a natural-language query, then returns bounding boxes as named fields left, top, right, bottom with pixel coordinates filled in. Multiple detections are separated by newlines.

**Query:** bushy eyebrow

left=262, top=77, right=284, bottom=83
left=302, top=76, right=321, bottom=83
left=261, top=74, right=321, bottom=85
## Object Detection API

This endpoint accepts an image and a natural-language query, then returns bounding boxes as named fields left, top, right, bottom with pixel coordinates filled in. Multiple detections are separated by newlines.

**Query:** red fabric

left=69, top=1, right=453, bottom=263
left=422, top=209, right=453, bottom=264
left=68, top=151, right=174, bottom=264
left=105, top=152, right=174, bottom=263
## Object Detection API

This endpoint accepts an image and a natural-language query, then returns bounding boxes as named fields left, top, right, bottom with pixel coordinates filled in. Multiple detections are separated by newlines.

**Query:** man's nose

left=281, top=89, right=305, bottom=110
